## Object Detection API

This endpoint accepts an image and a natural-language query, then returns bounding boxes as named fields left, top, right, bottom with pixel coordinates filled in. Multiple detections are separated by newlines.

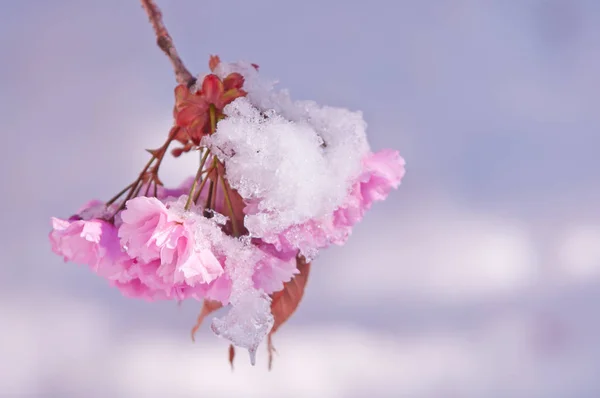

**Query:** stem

left=144, top=180, right=154, bottom=197
left=119, top=155, right=156, bottom=205
left=131, top=180, right=145, bottom=200
left=140, top=0, right=195, bottom=86
left=220, top=174, right=240, bottom=237
left=107, top=127, right=178, bottom=214
left=209, top=104, right=217, bottom=132
left=193, top=166, right=214, bottom=203
left=105, top=182, right=135, bottom=206
left=210, top=157, right=218, bottom=210
left=204, top=179, right=214, bottom=213
left=185, top=150, right=211, bottom=210
left=149, top=126, right=180, bottom=176
left=201, top=104, right=218, bottom=214
left=184, top=171, right=202, bottom=211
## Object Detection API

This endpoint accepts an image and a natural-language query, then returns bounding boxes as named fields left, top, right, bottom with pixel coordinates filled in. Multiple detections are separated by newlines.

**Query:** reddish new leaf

left=173, top=73, right=247, bottom=146
left=228, top=344, right=235, bottom=370
left=191, top=299, right=222, bottom=341
left=268, top=255, right=311, bottom=369
left=173, top=84, right=210, bottom=144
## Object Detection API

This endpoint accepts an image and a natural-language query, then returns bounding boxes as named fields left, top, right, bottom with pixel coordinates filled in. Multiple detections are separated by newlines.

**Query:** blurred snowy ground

left=1, top=0, right=600, bottom=397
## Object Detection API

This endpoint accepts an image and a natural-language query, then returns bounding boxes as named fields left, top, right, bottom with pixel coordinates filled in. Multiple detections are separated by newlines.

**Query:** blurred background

left=1, top=0, right=600, bottom=396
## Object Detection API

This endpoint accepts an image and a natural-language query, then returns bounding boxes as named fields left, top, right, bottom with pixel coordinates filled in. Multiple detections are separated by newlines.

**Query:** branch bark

left=140, top=0, right=195, bottom=86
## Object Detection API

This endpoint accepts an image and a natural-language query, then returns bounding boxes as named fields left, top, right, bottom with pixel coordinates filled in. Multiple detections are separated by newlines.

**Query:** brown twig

left=140, top=0, right=195, bottom=86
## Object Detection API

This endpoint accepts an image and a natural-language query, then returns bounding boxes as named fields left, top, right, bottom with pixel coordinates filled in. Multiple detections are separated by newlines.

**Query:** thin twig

left=140, top=0, right=195, bottom=86
left=105, top=182, right=135, bottom=206
left=193, top=166, right=214, bottom=204
left=220, top=174, right=240, bottom=237
left=185, top=150, right=212, bottom=210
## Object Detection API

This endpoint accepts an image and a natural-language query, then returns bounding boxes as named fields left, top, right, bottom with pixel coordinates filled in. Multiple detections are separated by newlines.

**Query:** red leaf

left=251, top=63, right=260, bottom=71
left=228, top=344, right=235, bottom=370
left=268, top=255, right=311, bottom=369
left=209, top=55, right=221, bottom=72
left=191, top=299, right=222, bottom=341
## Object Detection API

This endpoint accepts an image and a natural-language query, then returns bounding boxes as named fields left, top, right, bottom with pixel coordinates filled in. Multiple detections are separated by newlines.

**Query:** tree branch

left=140, top=0, right=195, bottom=86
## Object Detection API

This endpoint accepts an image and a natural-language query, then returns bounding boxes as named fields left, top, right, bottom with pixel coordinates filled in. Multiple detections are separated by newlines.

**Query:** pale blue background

left=1, top=0, right=600, bottom=397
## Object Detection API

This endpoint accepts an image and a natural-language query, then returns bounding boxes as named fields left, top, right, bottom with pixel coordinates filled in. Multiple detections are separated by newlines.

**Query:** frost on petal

left=260, top=218, right=337, bottom=261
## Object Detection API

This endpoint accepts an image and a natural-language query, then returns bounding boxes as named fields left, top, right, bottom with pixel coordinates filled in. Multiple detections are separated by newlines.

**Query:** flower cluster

left=49, top=56, right=405, bottom=367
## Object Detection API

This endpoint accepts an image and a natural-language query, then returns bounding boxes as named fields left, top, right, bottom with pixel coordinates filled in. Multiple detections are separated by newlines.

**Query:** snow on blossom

left=205, top=63, right=372, bottom=239
left=206, top=98, right=367, bottom=237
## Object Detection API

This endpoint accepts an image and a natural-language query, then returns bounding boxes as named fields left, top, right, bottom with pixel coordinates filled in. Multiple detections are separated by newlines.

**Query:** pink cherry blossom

left=192, top=271, right=232, bottom=304
left=111, top=278, right=169, bottom=301
left=47, top=43, right=408, bottom=367
left=116, top=257, right=209, bottom=301
left=49, top=215, right=126, bottom=281
left=359, top=149, right=406, bottom=209
left=118, top=196, right=224, bottom=286
left=252, top=243, right=299, bottom=294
